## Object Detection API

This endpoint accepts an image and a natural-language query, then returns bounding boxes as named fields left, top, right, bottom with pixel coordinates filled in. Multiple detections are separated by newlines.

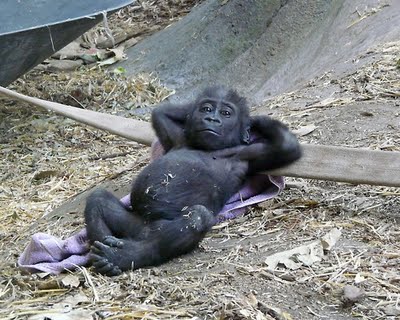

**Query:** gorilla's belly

left=131, top=150, right=244, bottom=218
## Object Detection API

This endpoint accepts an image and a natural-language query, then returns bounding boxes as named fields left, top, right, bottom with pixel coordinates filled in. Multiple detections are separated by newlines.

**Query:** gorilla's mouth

left=199, top=129, right=221, bottom=136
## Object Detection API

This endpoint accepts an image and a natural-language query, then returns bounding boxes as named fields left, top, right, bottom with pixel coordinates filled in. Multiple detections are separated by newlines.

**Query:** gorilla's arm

left=151, top=103, right=191, bottom=152
left=212, top=116, right=301, bottom=173
left=246, top=116, right=302, bottom=172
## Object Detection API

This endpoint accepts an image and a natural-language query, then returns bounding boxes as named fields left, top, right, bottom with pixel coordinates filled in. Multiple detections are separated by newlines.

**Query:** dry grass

left=0, top=2, right=400, bottom=319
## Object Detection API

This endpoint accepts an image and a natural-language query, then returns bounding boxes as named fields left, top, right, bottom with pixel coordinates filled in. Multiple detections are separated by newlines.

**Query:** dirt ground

left=0, top=1, right=399, bottom=320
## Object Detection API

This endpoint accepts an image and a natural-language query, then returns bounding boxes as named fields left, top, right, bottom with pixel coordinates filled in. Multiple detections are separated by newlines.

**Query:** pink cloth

left=18, top=229, right=90, bottom=274
left=18, top=140, right=284, bottom=274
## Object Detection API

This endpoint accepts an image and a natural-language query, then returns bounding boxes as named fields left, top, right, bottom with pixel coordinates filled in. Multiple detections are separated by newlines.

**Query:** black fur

left=84, top=86, right=302, bottom=276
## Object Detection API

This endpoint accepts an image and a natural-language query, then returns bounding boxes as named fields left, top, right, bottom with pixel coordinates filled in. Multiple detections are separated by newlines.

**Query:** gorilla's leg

left=158, top=205, right=217, bottom=258
left=90, top=205, right=216, bottom=276
left=84, top=189, right=144, bottom=243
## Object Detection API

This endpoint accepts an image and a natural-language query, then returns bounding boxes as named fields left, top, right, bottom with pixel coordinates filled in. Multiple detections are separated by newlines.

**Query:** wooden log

left=0, top=86, right=155, bottom=145
left=271, top=144, right=400, bottom=187
left=1, top=85, right=399, bottom=187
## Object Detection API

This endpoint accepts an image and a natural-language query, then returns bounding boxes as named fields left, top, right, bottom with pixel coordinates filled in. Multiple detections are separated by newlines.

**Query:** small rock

left=341, top=285, right=364, bottom=307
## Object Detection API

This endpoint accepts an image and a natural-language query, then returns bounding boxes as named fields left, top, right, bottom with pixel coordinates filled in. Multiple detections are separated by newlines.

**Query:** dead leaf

left=293, top=124, right=317, bottom=136
left=110, top=47, right=126, bottom=60
left=265, top=229, right=342, bottom=270
left=98, top=46, right=126, bottom=66
left=98, top=57, right=122, bottom=66
left=61, top=274, right=80, bottom=288
left=354, top=273, right=366, bottom=284
left=321, top=228, right=342, bottom=250
left=264, top=241, right=323, bottom=270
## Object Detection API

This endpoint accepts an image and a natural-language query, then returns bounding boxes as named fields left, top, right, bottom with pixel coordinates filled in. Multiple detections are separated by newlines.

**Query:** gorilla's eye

left=221, top=110, right=231, bottom=117
left=200, top=103, right=213, bottom=112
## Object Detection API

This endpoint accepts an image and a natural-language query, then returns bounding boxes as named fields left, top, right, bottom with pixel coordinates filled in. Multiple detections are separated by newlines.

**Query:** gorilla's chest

left=145, top=149, right=245, bottom=185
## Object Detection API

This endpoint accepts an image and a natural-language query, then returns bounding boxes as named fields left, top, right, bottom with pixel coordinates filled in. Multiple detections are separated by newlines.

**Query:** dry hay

left=264, top=41, right=400, bottom=109
left=262, top=41, right=400, bottom=152
left=76, top=0, right=203, bottom=51
left=252, top=40, right=400, bottom=318
left=0, top=67, right=176, bottom=318
left=1, top=4, right=400, bottom=320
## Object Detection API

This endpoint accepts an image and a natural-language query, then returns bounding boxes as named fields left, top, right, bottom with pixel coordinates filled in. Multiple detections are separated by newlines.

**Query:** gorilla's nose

left=204, top=116, right=221, bottom=124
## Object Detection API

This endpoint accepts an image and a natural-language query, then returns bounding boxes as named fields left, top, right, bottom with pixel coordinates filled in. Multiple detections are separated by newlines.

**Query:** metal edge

left=0, top=0, right=135, bottom=36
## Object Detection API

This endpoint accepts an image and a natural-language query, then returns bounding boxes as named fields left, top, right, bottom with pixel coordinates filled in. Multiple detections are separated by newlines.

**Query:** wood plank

left=270, top=144, right=400, bottom=187
left=1, top=86, right=399, bottom=187
left=0, top=86, right=156, bottom=145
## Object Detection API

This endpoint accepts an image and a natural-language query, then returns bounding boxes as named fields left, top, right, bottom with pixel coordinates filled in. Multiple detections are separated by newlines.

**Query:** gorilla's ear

left=242, top=126, right=251, bottom=144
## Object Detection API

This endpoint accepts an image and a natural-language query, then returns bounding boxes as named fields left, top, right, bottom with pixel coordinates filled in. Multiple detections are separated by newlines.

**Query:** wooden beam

left=1, top=86, right=399, bottom=187
left=271, top=144, right=400, bottom=187
left=0, top=86, right=155, bottom=145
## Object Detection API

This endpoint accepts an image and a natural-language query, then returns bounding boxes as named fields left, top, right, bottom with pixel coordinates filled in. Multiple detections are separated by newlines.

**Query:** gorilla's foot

left=90, top=236, right=125, bottom=276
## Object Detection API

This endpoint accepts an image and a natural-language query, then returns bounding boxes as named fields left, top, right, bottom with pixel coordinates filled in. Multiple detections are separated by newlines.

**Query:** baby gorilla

left=84, top=86, right=302, bottom=276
